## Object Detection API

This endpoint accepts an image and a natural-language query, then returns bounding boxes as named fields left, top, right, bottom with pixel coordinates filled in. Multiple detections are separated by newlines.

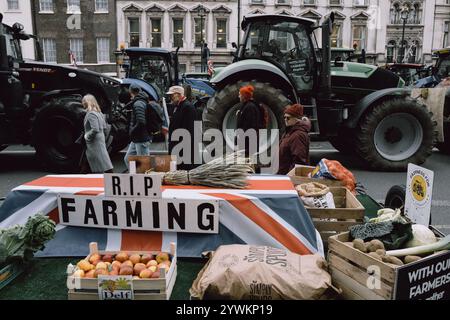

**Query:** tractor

left=115, top=47, right=214, bottom=116
left=204, top=13, right=436, bottom=171
left=0, top=14, right=129, bottom=172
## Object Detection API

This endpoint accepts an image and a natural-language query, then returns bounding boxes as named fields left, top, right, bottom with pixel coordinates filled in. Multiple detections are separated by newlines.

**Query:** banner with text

left=58, top=195, right=219, bottom=234
left=104, top=173, right=164, bottom=198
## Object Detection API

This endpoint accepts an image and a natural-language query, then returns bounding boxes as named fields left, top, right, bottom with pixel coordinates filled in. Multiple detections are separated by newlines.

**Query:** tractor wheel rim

left=222, top=103, right=279, bottom=153
left=374, top=112, right=423, bottom=161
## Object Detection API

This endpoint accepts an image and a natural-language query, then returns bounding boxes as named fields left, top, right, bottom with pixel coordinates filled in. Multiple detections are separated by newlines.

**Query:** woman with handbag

left=81, top=94, right=113, bottom=173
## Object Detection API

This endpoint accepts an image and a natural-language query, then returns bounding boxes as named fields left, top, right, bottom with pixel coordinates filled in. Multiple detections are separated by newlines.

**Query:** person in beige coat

left=81, top=94, right=113, bottom=173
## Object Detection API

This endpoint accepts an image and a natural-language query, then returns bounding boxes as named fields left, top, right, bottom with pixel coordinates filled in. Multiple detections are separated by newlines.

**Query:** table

left=0, top=174, right=323, bottom=258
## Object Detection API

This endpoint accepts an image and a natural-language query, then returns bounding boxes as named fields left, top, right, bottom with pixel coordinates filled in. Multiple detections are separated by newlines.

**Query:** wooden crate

left=288, top=165, right=344, bottom=187
left=67, top=242, right=177, bottom=300
left=128, top=155, right=176, bottom=173
left=328, top=231, right=450, bottom=300
left=304, top=187, right=365, bottom=244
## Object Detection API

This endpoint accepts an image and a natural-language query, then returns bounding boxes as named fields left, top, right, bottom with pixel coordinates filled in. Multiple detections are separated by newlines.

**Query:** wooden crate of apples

left=67, top=242, right=177, bottom=300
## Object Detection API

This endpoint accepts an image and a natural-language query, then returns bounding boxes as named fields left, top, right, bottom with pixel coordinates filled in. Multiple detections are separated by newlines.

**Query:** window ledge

left=39, top=10, right=54, bottom=14
left=94, top=11, right=109, bottom=14
left=67, top=10, right=81, bottom=15
left=329, top=4, right=343, bottom=7
left=6, top=10, right=21, bottom=13
left=303, top=4, right=317, bottom=7
left=354, top=5, right=368, bottom=8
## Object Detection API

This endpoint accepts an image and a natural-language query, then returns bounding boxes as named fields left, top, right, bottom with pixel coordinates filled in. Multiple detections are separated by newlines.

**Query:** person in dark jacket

left=123, top=83, right=151, bottom=169
left=166, top=85, right=197, bottom=170
left=277, top=103, right=311, bottom=175
left=236, top=85, right=263, bottom=157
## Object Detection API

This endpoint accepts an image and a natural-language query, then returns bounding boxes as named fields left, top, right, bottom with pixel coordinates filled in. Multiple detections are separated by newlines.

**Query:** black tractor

left=0, top=14, right=128, bottom=172
left=205, top=13, right=436, bottom=171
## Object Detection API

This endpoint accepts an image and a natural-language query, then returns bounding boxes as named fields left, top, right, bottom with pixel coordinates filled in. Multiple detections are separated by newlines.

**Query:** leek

left=386, top=235, right=450, bottom=257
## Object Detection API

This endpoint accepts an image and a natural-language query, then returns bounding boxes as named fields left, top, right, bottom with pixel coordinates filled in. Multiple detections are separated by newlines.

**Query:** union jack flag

left=0, top=175, right=323, bottom=258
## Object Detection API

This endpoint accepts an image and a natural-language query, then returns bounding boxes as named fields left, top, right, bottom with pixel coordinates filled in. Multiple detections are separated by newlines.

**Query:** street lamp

left=399, top=5, right=409, bottom=63
left=197, top=6, right=206, bottom=71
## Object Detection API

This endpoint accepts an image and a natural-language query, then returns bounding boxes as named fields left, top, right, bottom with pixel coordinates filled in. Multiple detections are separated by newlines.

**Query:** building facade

left=32, top=0, right=117, bottom=73
left=1, top=0, right=35, bottom=60
left=116, top=1, right=238, bottom=72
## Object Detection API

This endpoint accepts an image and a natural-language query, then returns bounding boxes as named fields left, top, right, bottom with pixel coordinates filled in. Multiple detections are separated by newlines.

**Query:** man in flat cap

left=166, top=85, right=196, bottom=170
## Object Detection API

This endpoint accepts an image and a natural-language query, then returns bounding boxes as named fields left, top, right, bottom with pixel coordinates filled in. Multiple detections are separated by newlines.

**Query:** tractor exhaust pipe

left=320, top=12, right=335, bottom=99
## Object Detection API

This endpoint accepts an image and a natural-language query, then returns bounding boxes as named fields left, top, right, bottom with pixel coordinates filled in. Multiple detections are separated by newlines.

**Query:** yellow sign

left=411, top=175, right=426, bottom=202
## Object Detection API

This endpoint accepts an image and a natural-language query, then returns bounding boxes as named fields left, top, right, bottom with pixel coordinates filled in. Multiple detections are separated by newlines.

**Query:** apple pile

left=73, top=252, right=171, bottom=279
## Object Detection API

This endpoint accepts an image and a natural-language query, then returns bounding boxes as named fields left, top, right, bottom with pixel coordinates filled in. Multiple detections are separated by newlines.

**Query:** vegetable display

left=386, top=235, right=450, bottom=257
left=0, top=214, right=56, bottom=266
left=404, top=224, right=437, bottom=248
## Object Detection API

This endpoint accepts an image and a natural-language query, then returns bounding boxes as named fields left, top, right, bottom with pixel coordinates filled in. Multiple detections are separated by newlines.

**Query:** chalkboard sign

left=394, top=251, right=450, bottom=300
left=286, top=59, right=307, bottom=74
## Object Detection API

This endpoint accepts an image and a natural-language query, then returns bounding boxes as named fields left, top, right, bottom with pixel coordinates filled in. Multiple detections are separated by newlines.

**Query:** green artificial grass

left=0, top=258, right=205, bottom=300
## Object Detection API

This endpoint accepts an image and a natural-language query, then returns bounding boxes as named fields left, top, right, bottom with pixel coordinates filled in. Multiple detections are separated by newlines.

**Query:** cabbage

left=404, top=224, right=437, bottom=248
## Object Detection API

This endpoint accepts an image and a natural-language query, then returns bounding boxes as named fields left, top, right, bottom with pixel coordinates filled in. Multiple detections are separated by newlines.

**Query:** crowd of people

left=78, top=83, right=312, bottom=175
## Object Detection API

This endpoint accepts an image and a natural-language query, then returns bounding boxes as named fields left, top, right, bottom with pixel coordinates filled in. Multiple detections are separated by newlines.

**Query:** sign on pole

left=404, top=164, right=434, bottom=226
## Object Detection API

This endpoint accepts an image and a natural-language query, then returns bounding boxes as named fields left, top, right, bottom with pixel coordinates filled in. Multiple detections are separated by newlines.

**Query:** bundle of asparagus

left=160, top=151, right=254, bottom=189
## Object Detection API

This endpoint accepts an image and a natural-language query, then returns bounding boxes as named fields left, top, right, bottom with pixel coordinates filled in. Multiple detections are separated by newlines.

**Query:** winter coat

left=277, top=121, right=310, bottom=175
left=84, top=111, right=113, bottom=173
left=129, top=91, right=151, bottom=143
left=168, top=98, right=196, bottom=170
left=236, top=99, right=263, bottom=132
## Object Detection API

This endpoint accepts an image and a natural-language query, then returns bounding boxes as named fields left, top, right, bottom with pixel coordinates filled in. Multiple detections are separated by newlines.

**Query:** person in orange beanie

left=236, top=85, right=264, bottom=157
left=277, top=103, right=311, bottom=174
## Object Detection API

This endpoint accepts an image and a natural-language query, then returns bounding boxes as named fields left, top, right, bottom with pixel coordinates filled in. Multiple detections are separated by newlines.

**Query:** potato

left=352, top=239, right=367, bottom=253
left=375, top=249, right=386, bottom=256
left=382, top=255, right=404, bottom=266
left=367, top=239, right=385, bottom=252
left=368, top=252, right=382, bottom=261
left=404, top=255, right=422, bottom=264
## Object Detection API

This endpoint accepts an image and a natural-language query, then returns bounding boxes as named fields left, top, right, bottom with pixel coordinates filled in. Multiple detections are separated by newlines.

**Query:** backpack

left=146, top=101, right=165, bottom=142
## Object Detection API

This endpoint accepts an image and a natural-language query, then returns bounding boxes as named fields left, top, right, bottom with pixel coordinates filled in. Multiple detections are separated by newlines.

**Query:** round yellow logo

left=411, top=175, right=427, bottom=202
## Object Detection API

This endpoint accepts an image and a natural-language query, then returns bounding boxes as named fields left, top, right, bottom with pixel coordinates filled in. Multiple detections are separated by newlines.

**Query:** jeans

left=124, top=141, right=151, bottom=169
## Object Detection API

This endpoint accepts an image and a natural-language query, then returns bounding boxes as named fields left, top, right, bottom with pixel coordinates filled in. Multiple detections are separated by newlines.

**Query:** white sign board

left=104, top=173, right=163, bottom=198
left=98, top=275, right=134, bottom=300
left=58, top=195, right=219, bottom=233
left=404, top=164, right=434, bottom=226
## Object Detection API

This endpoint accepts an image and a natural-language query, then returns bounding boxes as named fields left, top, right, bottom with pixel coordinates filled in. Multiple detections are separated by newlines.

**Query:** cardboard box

left=328, top=230, right=450, bottom=300
left=67, top=242, right=177, bottom=300
left=288, top=165, right=344, bottom=187
left=128, top=155, right=176, bottom=173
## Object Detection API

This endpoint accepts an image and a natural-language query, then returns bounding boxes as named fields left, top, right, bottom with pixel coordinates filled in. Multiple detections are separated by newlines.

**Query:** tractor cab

left=434, top=47, right=450, bottom=80
left=120, top=48, right=179, bottom=100
left=239, top=15, right=318, bottom=94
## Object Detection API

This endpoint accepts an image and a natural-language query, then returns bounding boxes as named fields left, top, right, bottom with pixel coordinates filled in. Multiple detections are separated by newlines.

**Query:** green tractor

left=204, top=13, right=436, bottom=171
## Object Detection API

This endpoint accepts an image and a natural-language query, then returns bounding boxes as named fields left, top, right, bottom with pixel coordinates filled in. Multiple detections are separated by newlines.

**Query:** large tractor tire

left=436, top=94, right=450, bottom=154
left=384, top=184, right=406, bottom=211
left=203, top=81, right=291, bottom=156
left=355, top=98, right=436, bottom=171
left=328, top=127, right=355, bottom=154
left=32, top=97, right=85, bottom=173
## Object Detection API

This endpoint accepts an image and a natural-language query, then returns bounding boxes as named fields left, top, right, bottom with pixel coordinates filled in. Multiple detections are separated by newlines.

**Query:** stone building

left=31, top=0, right=117, bottom=73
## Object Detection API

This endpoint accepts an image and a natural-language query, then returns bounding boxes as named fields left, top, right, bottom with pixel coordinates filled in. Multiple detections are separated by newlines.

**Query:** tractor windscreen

left=244, top=20, right=315, bottom=92
left=436, top=54, right=450, bottom=79
left=3, top=27, right=21, bottom=61
left=129, top=55, right=170, bottom=97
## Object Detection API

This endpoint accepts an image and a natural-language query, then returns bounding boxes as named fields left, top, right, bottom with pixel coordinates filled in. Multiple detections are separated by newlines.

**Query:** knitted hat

left=239, top=85, right=254, bottom=101
left=284, top=103, right=304, bottom=119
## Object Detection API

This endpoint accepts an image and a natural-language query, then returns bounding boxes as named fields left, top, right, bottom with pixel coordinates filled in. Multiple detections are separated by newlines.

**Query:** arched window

left=390, top=3, right=401, bottom=24
left=387, top=40, right=396, bottom=63
left=412, top=3, right=421, bottom=24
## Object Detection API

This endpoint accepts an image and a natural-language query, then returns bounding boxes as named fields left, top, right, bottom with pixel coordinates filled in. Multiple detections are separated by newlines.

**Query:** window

left=151, top=19, right=161, bottom=47
left=67, top=0, right=80, bottom=13
left=97, top=38, right=109, bottom=63
left=276, top=0, right=290, bottom=4
left=69, top=38, right=83, bottom=63
left=216, top=19, right=227, bottom=48
left=386, top=40, right=396, bottom=63
left=42, top=38, right=57, bottom=63
left=7, top=0, right=19, bottom=10
left=354, top=0, right=367, bottom=5
left=330, top=23, right=342, bottom=48
left=173, top=18, right=184, bottom=48
left=303, top=0, right=315, bottom=4
left=352, top=25, right=367, bottom=51
left=39, top=0, right=53, bottom=12
left=95, top=0, right=108, bottom=12
left=129, top=18, right=140, bottom=47
left=390, top=3, right=401, bottom=24
left=444, top=22, right=450, bottom=48
left=329, top=0, right=341, bottom=5
left=194, top=18, right=206, bottom=48
left=251, top=0, right=265, bottom=4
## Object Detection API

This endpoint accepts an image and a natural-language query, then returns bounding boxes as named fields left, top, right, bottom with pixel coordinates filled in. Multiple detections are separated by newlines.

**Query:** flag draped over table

left=0, top=174, right=323, bottom=258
